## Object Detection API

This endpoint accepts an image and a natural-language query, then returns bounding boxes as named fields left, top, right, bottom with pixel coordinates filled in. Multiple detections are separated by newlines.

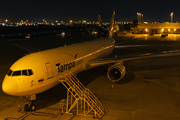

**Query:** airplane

left=2, top=9, right=180, bottom=112
left=2, top=9, right=115, bottom=111
left=98, top=14, right=103, bottom=27
left=97, top=13, right=119, bottom=36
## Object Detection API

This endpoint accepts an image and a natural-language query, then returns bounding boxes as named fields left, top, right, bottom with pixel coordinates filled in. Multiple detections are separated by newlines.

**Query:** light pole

left=170, top=12, right=173, bottom=23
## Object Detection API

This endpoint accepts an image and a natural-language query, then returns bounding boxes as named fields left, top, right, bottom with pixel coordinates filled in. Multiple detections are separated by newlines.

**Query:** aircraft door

left=45, top=62, right=53, bottom=79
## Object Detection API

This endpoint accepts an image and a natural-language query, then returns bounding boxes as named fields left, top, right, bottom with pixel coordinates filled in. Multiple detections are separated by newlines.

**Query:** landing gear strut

left=21, top=95, right=36, bottom=112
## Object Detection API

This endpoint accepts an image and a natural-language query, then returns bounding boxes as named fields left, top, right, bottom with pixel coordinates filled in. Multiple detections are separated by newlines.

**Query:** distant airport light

left=2, top=23, right=5, bottom=26
left=145, top=29, right=148, bottom=32
left=82, top=20, right=86, bottom=23
left=162, top=29, right=164, bottom=32
left=61, top=32, right=65, bottom=37
left=174, top=29, right=176, bottom=31
left=5, top=19, right=8, bottom=22
left=168, top=29, right=170, bottom=32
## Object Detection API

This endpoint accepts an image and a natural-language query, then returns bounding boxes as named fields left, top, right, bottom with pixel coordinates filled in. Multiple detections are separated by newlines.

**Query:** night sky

left=0, top=0, right=180, bottom=23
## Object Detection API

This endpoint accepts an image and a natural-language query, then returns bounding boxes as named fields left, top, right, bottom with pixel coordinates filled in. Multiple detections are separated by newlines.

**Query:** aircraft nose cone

left=2, top=77, right=18, bottom=95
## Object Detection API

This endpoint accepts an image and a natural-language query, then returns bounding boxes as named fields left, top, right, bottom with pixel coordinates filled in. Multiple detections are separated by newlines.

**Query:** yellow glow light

left=145, top=29, right=148, bottom=32
left=162, top=29, right=164, bottom=32
left=168, top=29, right=170, bottom=32
left=174, top=29, right=176, bottom=31
left=171, top=12, right=173, bottom=15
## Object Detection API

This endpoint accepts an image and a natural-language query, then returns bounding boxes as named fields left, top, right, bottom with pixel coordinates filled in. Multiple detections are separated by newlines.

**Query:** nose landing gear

left=21, top=95, right=36, bottom=112
left=24, top=101, right=36, bottom=111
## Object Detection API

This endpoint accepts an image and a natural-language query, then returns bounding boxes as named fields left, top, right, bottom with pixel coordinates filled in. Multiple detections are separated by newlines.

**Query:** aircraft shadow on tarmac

left=115, top=71, right=135, bottom=84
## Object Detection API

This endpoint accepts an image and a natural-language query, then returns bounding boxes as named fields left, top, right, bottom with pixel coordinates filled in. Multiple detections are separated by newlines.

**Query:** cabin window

left=12, top=71, right=21, bottom=76
left=22, top=70, right=28, bottom=76
left=7, top=69, right=12, bottom=76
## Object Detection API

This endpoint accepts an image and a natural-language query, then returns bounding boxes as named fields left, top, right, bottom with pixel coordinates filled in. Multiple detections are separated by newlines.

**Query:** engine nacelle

left=107, top=62, right=126, bottom=82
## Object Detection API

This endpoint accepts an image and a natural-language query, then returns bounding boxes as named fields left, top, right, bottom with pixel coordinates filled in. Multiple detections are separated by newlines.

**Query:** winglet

left=108, top=9, right=115, bottom=38
left=98, top=14, right=103, bottom=27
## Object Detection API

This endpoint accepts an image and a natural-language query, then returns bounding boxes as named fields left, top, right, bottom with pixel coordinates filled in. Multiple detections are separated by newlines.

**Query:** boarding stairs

left=58, top=72, right=105, bottom=118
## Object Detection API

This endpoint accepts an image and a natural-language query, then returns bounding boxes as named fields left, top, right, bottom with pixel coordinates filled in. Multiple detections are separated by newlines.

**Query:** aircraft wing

left=86, top=49, right=180, bottom=68
left=14, top=44, right=41, bottom=53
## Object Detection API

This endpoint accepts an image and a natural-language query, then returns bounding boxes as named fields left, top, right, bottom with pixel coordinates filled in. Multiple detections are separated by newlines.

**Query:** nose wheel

left=24, top=101, right=36, bottom=111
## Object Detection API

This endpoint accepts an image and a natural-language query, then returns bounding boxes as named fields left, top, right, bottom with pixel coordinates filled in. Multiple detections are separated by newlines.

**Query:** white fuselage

left=2, top=38, right=115, bottom=96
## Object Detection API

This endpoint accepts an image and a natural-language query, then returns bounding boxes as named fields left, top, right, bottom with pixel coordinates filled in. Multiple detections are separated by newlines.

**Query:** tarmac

left=1, top=33, right=180, bottom=120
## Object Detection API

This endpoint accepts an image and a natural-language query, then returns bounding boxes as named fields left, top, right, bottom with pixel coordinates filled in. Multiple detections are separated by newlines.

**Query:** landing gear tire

left=24, top=104, right=29, bottom=111
left=21, top=95, right=36, bottom=112
left=24, top=102, right=36, bottom=112
left=30, top=104, right=36, bottom=111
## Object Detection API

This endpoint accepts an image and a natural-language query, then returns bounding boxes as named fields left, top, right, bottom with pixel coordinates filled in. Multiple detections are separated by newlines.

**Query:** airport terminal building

left=137, top=22, right=180, bottom=34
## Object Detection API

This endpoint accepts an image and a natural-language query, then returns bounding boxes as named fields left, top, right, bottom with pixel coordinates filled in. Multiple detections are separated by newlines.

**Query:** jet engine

left=107, top=62, right=126, bottom=82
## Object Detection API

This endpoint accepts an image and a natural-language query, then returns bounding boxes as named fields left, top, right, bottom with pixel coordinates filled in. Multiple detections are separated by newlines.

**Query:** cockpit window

left=28, top=69, right=33, bottom=76
left=12, top=71, right=21, bottom=76
left=22, top=70, right=28, bottom=76
left=7, top=69, right=12, bottom=76
left=8, top=69, right=34, bottom=76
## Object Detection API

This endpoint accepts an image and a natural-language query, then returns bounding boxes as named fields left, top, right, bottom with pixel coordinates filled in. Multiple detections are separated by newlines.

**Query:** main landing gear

left=21, top=95, right=36, bottom=112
